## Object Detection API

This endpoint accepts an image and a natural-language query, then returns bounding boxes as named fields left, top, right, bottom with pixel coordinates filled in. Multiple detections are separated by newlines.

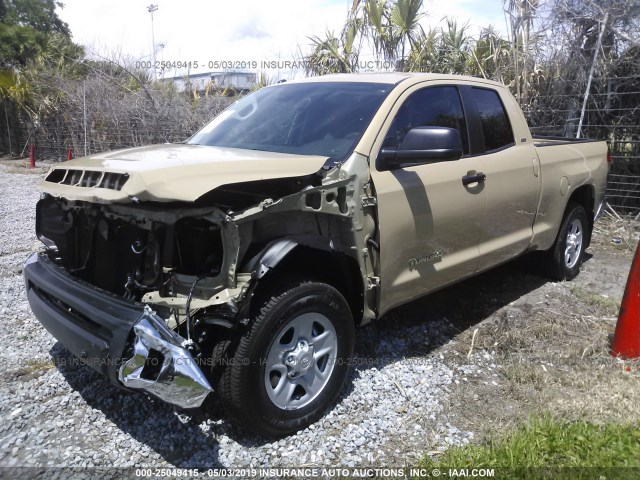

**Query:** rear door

left=370, top=83, right=487, bottom=314
left=459, top=86, right=541, bottom=270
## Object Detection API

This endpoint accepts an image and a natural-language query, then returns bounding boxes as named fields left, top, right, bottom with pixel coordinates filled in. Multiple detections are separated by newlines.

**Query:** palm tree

left=504, top=0, right=540, bottom=104
left=406, top=27, right=438, bottom=71
left=470, top=27, right=512, bottom=82
left=409, top=19, right=472, bottom=74
left=438, top=18, right=471, bottom=74
left=351, top=0, right=425, bottom=71
left=304, top=22, right=359, bottom=76
left=390, top=0, right=425, bottom=70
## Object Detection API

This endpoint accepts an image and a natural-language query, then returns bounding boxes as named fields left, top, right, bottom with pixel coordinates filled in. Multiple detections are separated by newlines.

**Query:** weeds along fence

left=1, top=75, right=639, bottom=213
left=0, top=78, right=233, bottom=161
left=519, top=74, right=639, bottom=214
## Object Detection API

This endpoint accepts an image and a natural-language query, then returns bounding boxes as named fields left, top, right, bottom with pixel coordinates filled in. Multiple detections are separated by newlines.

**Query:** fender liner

left=242, top=235, right=345, bottom=279
left=240, top=237, right=366, bottom=324
left=242, top=239, right=300, bottom=279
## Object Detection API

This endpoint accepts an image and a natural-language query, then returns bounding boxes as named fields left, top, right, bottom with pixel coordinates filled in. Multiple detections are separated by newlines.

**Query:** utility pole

left=147, top=4, right=158, bottom=80
left=83, top=81, right=88, bottom=156
left=577, top=11, right=609, bottom=139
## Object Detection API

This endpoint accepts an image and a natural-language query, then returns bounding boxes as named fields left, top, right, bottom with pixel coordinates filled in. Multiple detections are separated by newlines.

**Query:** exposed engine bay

left=37, top=196, right=230, bottom=303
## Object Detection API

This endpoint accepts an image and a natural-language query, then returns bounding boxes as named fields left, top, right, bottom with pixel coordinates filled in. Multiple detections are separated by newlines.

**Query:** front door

left=370, top=84, right=487, bottom=315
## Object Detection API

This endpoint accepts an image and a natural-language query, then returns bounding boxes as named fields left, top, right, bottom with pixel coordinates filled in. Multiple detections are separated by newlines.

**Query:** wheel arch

left=567, top=184, right=595, bottom=247
left=241, top=239, right=365, bottom=325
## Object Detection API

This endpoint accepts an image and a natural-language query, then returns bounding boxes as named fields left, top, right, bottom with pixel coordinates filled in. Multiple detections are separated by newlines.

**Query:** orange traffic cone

left=611, top=240, right=640, bottom=359
left=66, top=148, right=72, bottom=161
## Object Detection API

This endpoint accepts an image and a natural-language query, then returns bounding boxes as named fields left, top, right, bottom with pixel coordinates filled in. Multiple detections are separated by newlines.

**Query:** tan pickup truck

left=25, top=73, right=609, bottom=436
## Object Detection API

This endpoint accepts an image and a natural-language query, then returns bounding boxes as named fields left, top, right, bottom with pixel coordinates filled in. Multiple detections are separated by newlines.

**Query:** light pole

left=147, top=4, right=158, bottom=80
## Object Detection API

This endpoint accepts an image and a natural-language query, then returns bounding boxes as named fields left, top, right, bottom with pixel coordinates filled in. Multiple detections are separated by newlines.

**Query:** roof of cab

left=286, top=72, right=506, bottom=88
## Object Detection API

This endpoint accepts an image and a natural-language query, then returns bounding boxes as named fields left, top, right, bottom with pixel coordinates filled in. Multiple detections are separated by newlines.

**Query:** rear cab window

left=466, top=87, right=515, bottom=153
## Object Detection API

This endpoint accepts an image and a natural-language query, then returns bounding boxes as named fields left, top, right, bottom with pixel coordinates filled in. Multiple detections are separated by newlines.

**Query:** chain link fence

left=522, top=74, right=640, bottom=213
left=1, top=77, right=233, bottom=162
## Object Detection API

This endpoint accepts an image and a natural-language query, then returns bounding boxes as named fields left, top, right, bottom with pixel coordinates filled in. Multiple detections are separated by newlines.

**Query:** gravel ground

left=0, top=162, right=636, bottom=470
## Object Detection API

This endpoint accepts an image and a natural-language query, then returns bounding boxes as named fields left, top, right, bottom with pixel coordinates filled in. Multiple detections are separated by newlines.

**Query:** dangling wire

left=185, top=276, right=203, bottom=344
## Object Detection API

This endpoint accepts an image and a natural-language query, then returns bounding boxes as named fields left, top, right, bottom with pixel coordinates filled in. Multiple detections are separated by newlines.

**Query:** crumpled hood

left=40, top=144, right=329, bottom=203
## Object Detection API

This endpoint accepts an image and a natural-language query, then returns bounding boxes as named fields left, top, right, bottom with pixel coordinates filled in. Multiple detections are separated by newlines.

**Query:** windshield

left=187, top=82, right=393, bottom=162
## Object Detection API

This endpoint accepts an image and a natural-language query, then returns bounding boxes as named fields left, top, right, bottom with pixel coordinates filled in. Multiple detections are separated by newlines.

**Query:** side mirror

left=377, top=126, right=463, bottom=171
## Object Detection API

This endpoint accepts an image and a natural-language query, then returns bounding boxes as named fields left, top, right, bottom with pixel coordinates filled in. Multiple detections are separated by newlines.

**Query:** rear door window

left=468, top=87, right=514, bottom=152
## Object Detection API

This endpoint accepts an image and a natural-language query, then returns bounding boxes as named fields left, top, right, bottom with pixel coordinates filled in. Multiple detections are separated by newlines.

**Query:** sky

left=56, top=0, right=508, bottom=80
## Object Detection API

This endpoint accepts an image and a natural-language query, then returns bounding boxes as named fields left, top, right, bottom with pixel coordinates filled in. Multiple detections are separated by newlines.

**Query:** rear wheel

left=546, top=202, right=589, bottom=280
left=219, top=278, right=355, bottom=437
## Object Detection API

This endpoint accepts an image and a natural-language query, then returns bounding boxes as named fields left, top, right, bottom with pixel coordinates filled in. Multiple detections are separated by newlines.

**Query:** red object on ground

left=29, top=144, right=35, bottom=169
left=611, top=240, right=640, bottom=359
left=67, top=148, right=72, bottom=161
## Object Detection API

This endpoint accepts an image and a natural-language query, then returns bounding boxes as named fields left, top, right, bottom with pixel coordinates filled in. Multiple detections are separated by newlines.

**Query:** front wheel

left=546, top=202, right=589, bottom=280
left=219, top=279, right=355, bottom=437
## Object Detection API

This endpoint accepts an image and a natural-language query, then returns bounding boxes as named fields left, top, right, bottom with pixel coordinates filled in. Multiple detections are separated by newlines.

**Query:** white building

left=163, top=71, right=256, bottom=92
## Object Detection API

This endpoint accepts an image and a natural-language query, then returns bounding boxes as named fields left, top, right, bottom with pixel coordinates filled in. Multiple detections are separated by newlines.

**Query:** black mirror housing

left=377, top=126, right=463, bottom=171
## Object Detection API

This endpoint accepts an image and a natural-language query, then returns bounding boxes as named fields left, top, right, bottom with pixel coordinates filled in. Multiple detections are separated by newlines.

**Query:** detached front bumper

left=23, top=252, right=212, bottom=409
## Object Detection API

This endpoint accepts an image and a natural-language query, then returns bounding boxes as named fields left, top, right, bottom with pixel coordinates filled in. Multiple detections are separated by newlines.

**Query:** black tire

left=219, top=279, right=355, bottom=437
left=210, top=335, right=233, bottom=381
left=546, top=202, right=589, bottom=281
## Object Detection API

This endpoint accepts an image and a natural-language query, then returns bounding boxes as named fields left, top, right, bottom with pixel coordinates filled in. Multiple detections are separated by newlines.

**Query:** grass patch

left=570, top=285, right=621, bottom=316
left=22, top=358, right=55, bottom=375
left=502, top=364, right=546, bottom=390
left=419, top=416, right=640, bottom=478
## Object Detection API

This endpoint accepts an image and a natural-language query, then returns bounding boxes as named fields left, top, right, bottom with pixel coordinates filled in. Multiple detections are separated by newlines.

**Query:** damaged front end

left=30, top=149, right=380, bottom=411
left=25, top=80, right=396, bottom=430
left=119, top=307, right=212, bottom=409
left=32, top=193, right=249, bottom=409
